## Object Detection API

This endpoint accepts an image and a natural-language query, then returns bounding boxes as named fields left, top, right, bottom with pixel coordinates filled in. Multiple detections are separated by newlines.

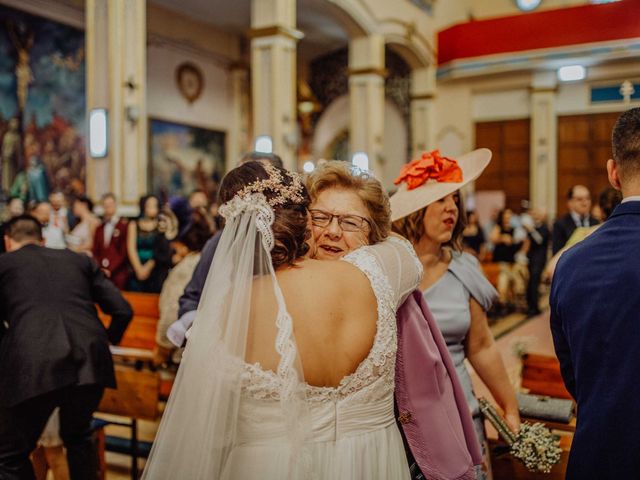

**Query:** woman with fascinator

left=142, top=161, right=422, bottom=479
left=391, top=149, right=520, bottom=479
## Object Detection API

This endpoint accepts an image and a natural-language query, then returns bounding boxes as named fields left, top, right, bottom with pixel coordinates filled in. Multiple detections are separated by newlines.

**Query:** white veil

left=142, top=178, right=311, bottom=478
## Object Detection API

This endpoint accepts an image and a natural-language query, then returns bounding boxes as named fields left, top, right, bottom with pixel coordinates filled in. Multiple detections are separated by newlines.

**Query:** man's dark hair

left=5, top=214, right=43, bottom=243
left=612, top=107, right=640, bottom=180
left=240, top=151, right=284, bottom=169
left=188, top=189, right=206, bottom=198
left=101, top=192, right=117, bottom=202
left=73, top=195, right=94, bottom=212
left=598, top=186, right=622, bottom=220
left=179, top=208, right=213, bottom=252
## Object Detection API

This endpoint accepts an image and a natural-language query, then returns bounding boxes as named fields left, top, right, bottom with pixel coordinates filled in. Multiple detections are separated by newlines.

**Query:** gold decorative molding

left=248, top=26, right=304, bottom=41
left=411, top=93, right=435, bottom=100
left=348, top=67, right=389, bottom=78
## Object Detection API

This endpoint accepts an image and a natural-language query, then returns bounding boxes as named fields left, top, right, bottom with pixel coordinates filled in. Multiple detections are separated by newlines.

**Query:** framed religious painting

left=0, top=4, right=86, bottom=202
left=148, top=118, right=225, bottom=204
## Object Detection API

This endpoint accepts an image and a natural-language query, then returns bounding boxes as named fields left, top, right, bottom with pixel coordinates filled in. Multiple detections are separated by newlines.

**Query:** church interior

left=0, top=0, right=639, bottom=478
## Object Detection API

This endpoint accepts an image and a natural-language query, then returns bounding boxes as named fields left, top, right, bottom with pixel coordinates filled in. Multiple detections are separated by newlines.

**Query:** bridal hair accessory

left=218, top=165, right=304, bottom=250
left=220, top=164, right=304, bottom=217
left=479, top=398, right=562, bottom=474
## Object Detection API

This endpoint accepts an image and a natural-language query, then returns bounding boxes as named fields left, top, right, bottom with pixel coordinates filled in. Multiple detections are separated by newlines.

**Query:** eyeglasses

left=309, top=209, right=371, bottom=232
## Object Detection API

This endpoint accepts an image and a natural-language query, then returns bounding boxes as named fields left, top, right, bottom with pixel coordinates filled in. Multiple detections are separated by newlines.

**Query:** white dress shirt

left=103, top=216, right=120, bottom=247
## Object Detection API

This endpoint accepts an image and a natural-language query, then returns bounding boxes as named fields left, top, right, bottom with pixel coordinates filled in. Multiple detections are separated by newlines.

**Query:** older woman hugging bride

left=143, top=161, right=422, bottom=479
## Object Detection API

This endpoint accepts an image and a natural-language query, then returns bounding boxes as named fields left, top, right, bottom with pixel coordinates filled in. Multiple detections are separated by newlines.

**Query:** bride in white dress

left=142, top=162, right=422, bottom=479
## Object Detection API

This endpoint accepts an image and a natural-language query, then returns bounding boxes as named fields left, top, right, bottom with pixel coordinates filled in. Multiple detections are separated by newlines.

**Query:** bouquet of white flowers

left=479, top=397, right=563, bottom=474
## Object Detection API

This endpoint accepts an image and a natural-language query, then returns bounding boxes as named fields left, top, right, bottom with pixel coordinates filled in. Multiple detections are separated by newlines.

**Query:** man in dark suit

left=0, top=215, right=132, bottom=480
left=551, top=184, right=598, bottom=254
left=550, top=107, right=640, bottom=479
left=524, top=207, right=550, bottom=316
left=92, top=193, right=130, bottom=289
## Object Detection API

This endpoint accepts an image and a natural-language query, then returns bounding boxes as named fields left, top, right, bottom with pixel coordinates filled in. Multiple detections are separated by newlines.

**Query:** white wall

left=432, top=84, right=474, bottom=155
left=147, top=45, right=233, bottom=153
left=473, top=89, right=530, bottom=121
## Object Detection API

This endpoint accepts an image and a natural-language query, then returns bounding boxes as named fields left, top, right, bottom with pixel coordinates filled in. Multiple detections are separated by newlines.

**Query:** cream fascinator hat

left=390, top=148, right=492, bottom=222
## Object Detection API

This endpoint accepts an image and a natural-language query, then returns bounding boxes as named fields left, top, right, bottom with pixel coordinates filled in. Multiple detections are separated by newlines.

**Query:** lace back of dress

left=142, top=205, right=312, bottom=479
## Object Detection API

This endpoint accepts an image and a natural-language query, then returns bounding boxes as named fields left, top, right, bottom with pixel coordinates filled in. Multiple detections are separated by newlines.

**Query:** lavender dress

left=424, top=251, right=498, bottom=479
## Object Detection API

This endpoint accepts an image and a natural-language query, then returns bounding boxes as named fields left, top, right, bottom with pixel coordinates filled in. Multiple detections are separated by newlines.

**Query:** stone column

left=348, top=34, right=386, bottom=184
left=250, top=0, right=302, bottom=171
left=410, top=66, right=437, bottom=157
left=228, top=64, right=251, bottom=168
left=530, top=72, right=558, bottom=217
left=86, top=0, right=147, bottom=211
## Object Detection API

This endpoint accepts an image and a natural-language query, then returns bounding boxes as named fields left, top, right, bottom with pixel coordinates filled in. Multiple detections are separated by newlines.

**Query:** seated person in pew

left=154, top=209, right=213, bottom=364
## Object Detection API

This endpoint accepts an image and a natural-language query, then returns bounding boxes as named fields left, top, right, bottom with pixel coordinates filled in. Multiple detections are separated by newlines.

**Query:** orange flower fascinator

left=394, top=150, right=463, bottom=190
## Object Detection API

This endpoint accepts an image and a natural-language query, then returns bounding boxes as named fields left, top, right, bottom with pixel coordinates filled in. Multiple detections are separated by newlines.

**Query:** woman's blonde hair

left=391, top=193, right=467, bottom=251
left=306, top=161, right=390, bottom=244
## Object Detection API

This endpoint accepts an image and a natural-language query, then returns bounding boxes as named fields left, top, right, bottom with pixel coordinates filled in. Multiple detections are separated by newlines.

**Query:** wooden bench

left=481, top=261, right=501, bottom=289
left=521, top=353, right=572, bottom=400
left=94, top=365, right=160, bottom=479
left=99, top=291, right=160, bottom=358
left=96, top=292, right=165, bottom=479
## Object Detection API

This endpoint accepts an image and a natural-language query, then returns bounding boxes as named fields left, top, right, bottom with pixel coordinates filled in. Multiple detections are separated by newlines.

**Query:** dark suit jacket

left=551, top=212, right=598, bottom=254
left=177, top=230, right=222, bottom=317
left=0, top=244, right=133, bottom=407
left=550, top=201, right=640, bottom=479
left=92, top=218, right=130, bottom=289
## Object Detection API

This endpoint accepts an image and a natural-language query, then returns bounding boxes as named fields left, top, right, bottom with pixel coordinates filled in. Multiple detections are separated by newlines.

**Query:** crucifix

left=620, top=80, right=635, bottom=104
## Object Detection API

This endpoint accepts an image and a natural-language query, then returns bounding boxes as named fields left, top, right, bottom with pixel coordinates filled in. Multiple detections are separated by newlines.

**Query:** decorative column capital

left=349, top=35, right=385, bottom=72
left=248, top=25, right=304, bottom=41
left=348, top=67, right=388, bottom=78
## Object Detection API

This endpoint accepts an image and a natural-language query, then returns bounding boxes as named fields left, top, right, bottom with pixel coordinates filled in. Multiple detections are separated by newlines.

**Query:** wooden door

left=556, top=112, right=619, bottom=215
left=475, top=119, right=530, bottom=212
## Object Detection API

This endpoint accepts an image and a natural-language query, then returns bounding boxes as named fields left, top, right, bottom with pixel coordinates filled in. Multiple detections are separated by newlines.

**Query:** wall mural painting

left=149, top=118, right=225, bottom=205
left=0, top=5, right=86, bottom=204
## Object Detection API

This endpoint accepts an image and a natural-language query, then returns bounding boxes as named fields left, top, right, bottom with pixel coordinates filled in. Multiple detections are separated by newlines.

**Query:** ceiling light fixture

left=558, top=65, right=586, bottom=82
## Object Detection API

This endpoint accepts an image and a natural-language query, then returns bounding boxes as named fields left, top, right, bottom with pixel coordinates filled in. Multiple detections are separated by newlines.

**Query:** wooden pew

left=481, top=261, right=501, bottom=289
left=94, top=365, right=160, bottom=479
left=95, top=292, right=163, bottom=479
left=98, top=291, right=160, bottom=356
left=521, top=353, right=572, bottom=400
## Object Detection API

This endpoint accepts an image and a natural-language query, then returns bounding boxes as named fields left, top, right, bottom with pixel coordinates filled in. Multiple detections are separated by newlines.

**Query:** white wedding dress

left=223, top=237, right=422, bottom=479
left=142, top=195, right=422, bottom=480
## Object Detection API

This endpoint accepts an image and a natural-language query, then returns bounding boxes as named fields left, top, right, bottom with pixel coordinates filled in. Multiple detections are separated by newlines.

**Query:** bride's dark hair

left=219, top=161, right=311, bottom=268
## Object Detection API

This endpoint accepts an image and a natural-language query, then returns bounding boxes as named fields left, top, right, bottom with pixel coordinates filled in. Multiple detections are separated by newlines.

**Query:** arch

left=322, top=0, right=377, bottom=37
left=385, top=37, right=432, bottom=69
